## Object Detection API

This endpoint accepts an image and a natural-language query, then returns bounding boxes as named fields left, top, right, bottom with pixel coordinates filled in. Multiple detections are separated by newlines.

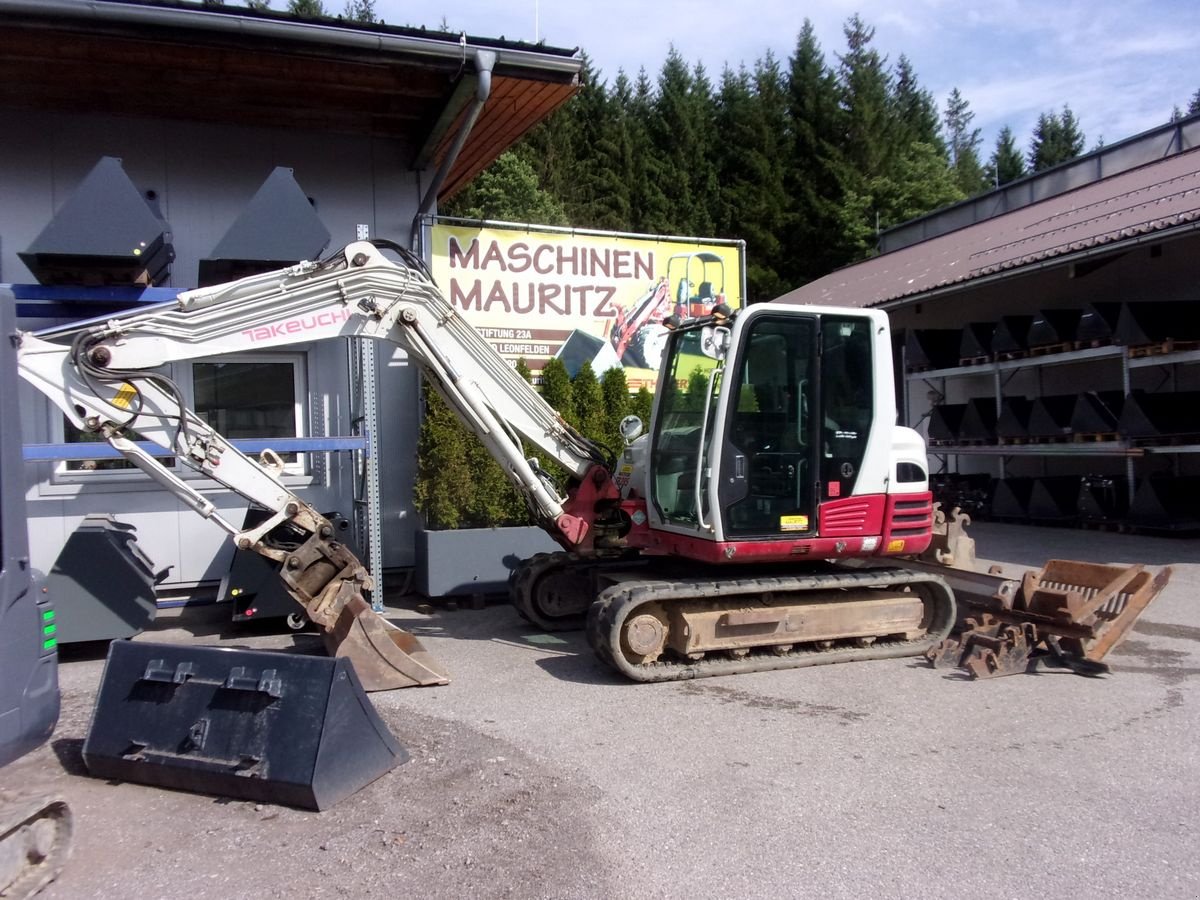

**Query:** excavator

left=14, top=240, right=1161, bottom=690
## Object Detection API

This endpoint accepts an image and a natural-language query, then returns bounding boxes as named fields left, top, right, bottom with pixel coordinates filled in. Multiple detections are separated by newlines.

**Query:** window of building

left=54, top=352, right=308, bottom=479
left=191, top=353, right=308, bottom=474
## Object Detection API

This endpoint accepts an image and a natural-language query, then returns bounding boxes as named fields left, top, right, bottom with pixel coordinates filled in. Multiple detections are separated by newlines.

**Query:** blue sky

left=369, top=0, right=1199, bottom=156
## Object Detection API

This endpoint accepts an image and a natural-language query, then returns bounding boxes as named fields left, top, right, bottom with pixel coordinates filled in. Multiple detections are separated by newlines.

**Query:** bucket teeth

left=322, top=593, right=449, bottom=691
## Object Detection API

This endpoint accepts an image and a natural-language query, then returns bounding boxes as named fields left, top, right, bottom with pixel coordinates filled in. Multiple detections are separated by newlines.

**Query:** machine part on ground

left=83, top=641, right=408, bottom=811
left=586, top=567, right=955, bottom=682
left=926, top=559, right=1172, bottom=679
left=921, top=504, right=976, bottom=569
left=0, top=798, right=72, bottom=900
left=321, top=592, right=448, bottom=689
left=46, top=515, right=166, bottom=643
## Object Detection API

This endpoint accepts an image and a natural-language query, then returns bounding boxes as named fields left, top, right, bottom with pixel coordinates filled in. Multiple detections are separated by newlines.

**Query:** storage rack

left=905, top=342, right=1200, bottom=501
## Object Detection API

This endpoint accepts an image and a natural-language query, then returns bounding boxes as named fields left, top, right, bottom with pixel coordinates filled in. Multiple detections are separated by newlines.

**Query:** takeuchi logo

left=241, top=307, right=352, bottom=342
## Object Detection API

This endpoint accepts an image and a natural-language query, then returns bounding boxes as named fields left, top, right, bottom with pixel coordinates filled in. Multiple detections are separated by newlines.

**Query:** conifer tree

left=1028, top=106, right=1085, bottom=171
left=600, top=366, right=631, bottom=450
left=943, top=88, right=988, bottom=196
left=571, top=360, right=607, bottom=444
left=837, top=15, right=895, bottom=181
left=629, top=68, right=671, bottom=234
left=539, top=358, right=575, bottom=424
left=632, top=386, right=654, bottom=428
left=784, top=20, right=855, bottom=284
left=413, top=384, right=474, bottom=529
left=1189, top=89, right=1200, bottom=116
left=343, top=0, right=376, bottom=23
left=988, top=125, right=1026, bottom=186
left=287, top=0, right=326, bottom=16
left=892, top=55, right=943, bottom=153
left=442, top=151, right=566, bottom=225
left=568, top=57, right=633, bottom=230
left=715, top=61, right=785, bottom=299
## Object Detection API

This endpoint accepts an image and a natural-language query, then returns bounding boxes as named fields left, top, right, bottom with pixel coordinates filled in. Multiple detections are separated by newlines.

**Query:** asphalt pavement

left=4, top=522, right=1197, bottom=899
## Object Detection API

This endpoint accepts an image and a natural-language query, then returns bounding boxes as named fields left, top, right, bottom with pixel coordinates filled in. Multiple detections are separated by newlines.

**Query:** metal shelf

left=1128, top=348, right=1200, bottom=369
left=906, top=345, right=1126, bottom=380
left=928, top=442, right=1143, bottom=458
left=908, top=343, right=1200, bottom=381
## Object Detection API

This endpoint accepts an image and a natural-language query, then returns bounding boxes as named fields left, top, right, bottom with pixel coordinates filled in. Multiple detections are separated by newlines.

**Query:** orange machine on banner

left=429, top=220, right=745, bottom=390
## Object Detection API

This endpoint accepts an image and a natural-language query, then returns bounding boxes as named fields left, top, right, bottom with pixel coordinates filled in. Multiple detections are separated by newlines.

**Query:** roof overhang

left=0, top=0, right=582, bottom=199
left=774, top=145, right=1200, bottom=312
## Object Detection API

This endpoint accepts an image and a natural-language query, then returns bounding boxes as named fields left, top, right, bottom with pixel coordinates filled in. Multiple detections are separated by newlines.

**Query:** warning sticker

left=886, top=539, right=906, bottom=553
left=111, top=383, right=138, bottom=410
left=780, top=515, right=809, bottom=532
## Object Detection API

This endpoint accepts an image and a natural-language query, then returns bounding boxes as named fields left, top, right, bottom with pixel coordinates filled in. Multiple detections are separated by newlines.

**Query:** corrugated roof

left=774, top=146, right=1200, bottom=309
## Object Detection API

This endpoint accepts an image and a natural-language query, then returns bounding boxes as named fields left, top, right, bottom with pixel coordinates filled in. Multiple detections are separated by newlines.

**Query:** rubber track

left=585, top=567, right=956, bottom=683
left=509, top=551, right=588, bottom=632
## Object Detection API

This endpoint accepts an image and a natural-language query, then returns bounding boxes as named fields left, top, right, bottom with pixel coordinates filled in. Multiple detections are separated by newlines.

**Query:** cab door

left=715, top=313, right=818, bottom=538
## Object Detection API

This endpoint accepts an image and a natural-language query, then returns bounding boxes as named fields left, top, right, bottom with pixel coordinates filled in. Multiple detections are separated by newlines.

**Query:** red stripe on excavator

left=625, top=491, right=933, bottom=562
left=818, top=494, right=885, bottom=536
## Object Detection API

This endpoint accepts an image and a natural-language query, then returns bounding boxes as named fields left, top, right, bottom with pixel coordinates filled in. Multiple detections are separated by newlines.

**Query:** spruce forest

left=445, top=15, right=1113, bottom=302
left=416, top=14, right=1195, bottom=530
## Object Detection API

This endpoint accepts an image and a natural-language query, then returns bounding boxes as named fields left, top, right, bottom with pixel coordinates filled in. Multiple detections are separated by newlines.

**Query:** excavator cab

left=645, top=304, right=904, bottom=558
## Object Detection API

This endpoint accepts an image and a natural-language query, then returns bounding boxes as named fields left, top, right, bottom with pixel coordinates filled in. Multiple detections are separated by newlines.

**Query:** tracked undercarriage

left=0, top=796, right=72, bottom=899
left=511, top=555, right=956, bottom=682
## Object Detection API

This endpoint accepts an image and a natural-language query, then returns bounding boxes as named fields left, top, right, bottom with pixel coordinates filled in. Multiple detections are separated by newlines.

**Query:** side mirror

left=699, top=324, right=731, bottom=360
left=619, top=415, right=644, bottom=444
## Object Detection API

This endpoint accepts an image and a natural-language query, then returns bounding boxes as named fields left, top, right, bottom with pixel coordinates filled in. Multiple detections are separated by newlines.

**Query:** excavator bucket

left=321, top=593, right=449, bottom=691
left=927, top=559, right=1172, bottom=678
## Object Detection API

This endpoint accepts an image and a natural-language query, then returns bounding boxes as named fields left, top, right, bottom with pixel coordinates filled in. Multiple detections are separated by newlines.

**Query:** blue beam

left=23, top=436, right=368, bottom=461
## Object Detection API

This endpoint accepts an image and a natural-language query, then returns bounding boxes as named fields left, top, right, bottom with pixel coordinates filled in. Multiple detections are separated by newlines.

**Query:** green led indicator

left=42, top=610, right=55, bottom=622
left=42, top=624, right=57, bottom=637
left=42, top=638, right=57, bottom=651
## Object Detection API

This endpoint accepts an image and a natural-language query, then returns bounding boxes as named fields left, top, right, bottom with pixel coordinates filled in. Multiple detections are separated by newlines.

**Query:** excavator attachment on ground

left=927, top=557, right=1172, bottom=679
left=322, top=594, right=448, bottom=690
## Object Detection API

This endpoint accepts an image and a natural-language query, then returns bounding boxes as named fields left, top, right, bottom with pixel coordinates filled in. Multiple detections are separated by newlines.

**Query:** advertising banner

left=429, top=219, right=744, bottom=390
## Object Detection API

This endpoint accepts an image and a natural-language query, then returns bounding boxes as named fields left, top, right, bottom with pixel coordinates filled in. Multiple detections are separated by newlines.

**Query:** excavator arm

left=16, top=240, right=612, bottom=690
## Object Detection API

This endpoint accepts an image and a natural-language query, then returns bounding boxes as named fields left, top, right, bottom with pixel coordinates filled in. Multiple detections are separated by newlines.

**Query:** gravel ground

left=3, top=522, right=1198, bottom=900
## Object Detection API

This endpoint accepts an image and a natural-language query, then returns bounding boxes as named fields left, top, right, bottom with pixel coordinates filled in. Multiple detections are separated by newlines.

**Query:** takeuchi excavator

left=15, top=240, right=1151, bottom=690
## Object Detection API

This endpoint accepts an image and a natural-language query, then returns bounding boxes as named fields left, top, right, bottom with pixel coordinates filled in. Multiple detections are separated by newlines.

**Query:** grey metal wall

left=2, top=108, right=426, bottom=585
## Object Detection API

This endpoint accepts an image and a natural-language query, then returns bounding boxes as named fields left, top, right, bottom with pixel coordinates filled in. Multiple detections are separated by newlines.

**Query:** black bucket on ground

left=1027, top=476, right=1082, bottom=522
left=82, top=641, right=408, bottom=811
left=48, top=515, right=167, bottom=643
left=991, top=478, right=1035, bottom=519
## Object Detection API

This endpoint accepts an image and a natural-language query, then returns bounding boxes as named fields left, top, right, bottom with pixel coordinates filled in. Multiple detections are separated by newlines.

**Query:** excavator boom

left=17, top=241, right=611, bottom=690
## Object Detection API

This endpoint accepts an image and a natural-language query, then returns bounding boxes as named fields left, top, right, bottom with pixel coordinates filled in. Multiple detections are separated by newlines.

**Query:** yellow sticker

left=620, top=464, right=633, bottom=474
left=887, top=539, right=906, bottom=553
left=111, top=383, right=138, bottom=410
left=780, top=515, right=809, bottom=532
